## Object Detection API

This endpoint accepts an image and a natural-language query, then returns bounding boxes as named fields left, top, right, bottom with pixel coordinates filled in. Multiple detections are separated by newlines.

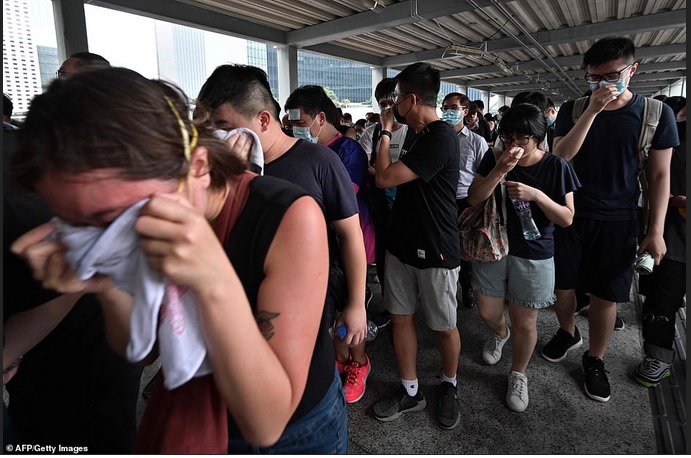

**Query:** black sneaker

left=436, top=382, right=461, bottom=429
left=373, top=385, right=426, bottom=422
left=542, top=326, right=583, bottom=363
left=613, top=314, right=625, bottom=331
left=582, top=351, right=611, bottom=402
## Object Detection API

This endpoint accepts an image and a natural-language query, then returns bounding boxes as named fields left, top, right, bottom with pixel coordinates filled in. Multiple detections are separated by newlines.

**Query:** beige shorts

left=383, top=251, right=460, bottom=331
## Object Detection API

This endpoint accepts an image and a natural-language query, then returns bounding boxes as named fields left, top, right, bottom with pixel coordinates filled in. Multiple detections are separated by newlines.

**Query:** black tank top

left=224, top=175, right=336, bottom=439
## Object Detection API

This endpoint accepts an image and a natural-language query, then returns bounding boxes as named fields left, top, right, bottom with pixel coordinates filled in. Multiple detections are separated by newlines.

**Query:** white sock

left=441, top=373, right=457, bottom=387
left=402, top=378, right=419, bottom=396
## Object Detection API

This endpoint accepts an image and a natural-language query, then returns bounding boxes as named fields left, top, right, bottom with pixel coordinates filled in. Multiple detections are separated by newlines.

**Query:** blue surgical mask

left=292, top=117, right=320, bottom=143
left=545, top=116, right=556, bottom=127
left=589, top=78, right=627, bottom=97
left=441, top=109, right=463, bottom=126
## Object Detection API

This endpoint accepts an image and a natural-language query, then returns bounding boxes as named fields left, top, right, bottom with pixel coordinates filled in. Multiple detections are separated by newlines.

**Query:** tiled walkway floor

left=647, top=303, right=686, bottom=454
left=8, top=268, right=684, bottom=454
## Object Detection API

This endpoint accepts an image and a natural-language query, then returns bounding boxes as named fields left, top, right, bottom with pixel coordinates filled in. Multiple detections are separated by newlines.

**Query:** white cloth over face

left=214, top=127, right=264, bottom=174
left=54, top=199, right=211, bottom=390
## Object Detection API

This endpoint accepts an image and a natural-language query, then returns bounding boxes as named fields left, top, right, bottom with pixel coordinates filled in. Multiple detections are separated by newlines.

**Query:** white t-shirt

left=358, top=123, right=409, bottom=163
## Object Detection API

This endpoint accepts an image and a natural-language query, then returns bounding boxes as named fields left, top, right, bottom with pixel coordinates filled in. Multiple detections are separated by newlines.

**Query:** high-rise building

left=3, top=0, right=42, bottom=115
left=155, top=22, right=207, bottom=99
left=36, top=45, right=59, bottom=90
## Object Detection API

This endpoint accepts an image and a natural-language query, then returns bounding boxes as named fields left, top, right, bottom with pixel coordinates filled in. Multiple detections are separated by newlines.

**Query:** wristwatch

left=380, top=130, right=392, bottom=139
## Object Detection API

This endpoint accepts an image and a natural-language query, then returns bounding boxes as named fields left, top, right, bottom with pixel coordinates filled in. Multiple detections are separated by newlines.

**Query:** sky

left=30, top=0, right=249, bottom=81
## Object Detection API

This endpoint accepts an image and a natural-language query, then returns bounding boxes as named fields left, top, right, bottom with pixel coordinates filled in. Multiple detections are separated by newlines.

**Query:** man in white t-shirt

left=359, top=78, right=414, bottom=325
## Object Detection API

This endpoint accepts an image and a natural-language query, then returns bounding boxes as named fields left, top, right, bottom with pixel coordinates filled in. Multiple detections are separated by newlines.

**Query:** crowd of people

left=3, top=35, right=684, bottom=453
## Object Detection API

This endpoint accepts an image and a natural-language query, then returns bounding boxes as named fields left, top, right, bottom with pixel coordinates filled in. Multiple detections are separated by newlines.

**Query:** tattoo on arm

left=256, top=311, right=280, bottom=340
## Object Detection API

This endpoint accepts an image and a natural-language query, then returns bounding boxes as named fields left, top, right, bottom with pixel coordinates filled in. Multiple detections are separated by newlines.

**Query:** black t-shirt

left=389, top=120, right=461, bottom=269
left=224, top=175, right=335, bottom=439
left=554, top=94, right=679, bottom=220
left=477, top=149, right=581, bottom=260
left=264, top=139, right=358, bottom=222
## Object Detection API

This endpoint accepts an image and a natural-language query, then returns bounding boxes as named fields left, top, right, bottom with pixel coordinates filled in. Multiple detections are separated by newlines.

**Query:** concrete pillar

left=52, top=0, right=89, bottom=62
left=276, top=45, right=298, bottom=113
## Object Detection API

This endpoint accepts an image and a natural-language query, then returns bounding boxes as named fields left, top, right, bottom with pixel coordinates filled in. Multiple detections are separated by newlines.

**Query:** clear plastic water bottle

left=335, top=320, right=379, bottom=341
left=511, top=199, right=541, bottom=240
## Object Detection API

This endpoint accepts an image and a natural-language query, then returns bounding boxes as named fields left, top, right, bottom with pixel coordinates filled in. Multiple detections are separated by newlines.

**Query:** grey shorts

left=471, top=255, right=556, bottom=309
left=383, top=251, right=459, bottom=331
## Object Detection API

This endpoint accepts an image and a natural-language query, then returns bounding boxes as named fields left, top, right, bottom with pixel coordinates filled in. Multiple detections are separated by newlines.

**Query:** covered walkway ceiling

left=89, top=0, right=686, bottom=103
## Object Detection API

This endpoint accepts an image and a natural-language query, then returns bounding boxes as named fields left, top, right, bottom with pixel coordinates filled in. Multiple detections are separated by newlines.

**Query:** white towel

left=55, top=199, right=211, bottom=389
left=214, top=127, right=264, bottom=174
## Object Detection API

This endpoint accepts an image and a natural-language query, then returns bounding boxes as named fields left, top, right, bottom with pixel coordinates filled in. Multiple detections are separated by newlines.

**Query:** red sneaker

left=344, top=355, right=371, bottom=404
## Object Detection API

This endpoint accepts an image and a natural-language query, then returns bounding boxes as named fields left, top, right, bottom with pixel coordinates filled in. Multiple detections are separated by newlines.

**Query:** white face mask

left=588, top=78, right=628, bottom=97
left=292, top=116, right=321, bottom=143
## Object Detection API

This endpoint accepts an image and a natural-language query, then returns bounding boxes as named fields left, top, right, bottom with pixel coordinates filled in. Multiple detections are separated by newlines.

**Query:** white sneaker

left=482, top=325, right=511, bottom=365
left=506, top=371, right=529, bottom=412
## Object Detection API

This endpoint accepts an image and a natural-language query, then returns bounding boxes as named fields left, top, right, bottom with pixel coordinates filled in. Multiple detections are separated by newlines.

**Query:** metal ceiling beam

left=90, top=0, right=287, bottom=44
left=463, top=66, right=686, bottom=88
left=383, top=10, right=686, bottom=68
left=288, top=0, right=508, bottom=47
left=448, top=70, right=685, bottom=98
left=439, top=44, right=687, bottom=79
left=301, top=43, right=383, bottom=66
left=493, top=81, right=672, bottom=96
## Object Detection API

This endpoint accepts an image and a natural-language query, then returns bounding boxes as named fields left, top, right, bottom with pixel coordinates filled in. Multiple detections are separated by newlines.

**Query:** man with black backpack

left=542, top=37, right=678, bottom=403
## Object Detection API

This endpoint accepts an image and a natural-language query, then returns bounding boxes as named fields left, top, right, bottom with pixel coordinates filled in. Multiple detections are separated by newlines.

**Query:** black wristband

left=380, top=130, right=392, bottom=139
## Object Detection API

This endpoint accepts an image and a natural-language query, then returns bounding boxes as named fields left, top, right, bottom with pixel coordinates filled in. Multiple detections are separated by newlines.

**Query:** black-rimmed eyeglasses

left=584, top=63, right=633, bottom=84
left=499, top=135, right=534, bottom=146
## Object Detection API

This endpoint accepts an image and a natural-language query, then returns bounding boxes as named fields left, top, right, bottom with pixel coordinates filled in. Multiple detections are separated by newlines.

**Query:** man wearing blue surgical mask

left=544, top=37, right=678, bottom=405
left=441, top=92, right=489, bottom=310
left=543, top=99, right=557, bottom=152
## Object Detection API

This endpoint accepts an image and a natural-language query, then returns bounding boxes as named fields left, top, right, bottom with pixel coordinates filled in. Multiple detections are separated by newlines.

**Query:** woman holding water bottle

left=466, top=103, right=580, bottom=412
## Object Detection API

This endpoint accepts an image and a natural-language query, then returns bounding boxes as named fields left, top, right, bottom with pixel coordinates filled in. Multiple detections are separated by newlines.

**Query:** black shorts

left=554, top=217, right=638, bottom=303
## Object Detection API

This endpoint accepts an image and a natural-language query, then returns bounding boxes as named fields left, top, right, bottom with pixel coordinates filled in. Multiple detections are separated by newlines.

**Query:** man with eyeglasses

left=372, top=63, right=462, bottom=430
left=55, top=52, right=110, bottom=80
left=441, top=92, right=489, bottom=310
left=542, top=37, right=679, bottom=404
left=359, top=78, right=415, bottom=324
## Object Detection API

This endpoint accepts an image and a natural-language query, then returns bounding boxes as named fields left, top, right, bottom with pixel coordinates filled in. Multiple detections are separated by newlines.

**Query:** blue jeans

left=229, top=371, right=348, bottom=454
